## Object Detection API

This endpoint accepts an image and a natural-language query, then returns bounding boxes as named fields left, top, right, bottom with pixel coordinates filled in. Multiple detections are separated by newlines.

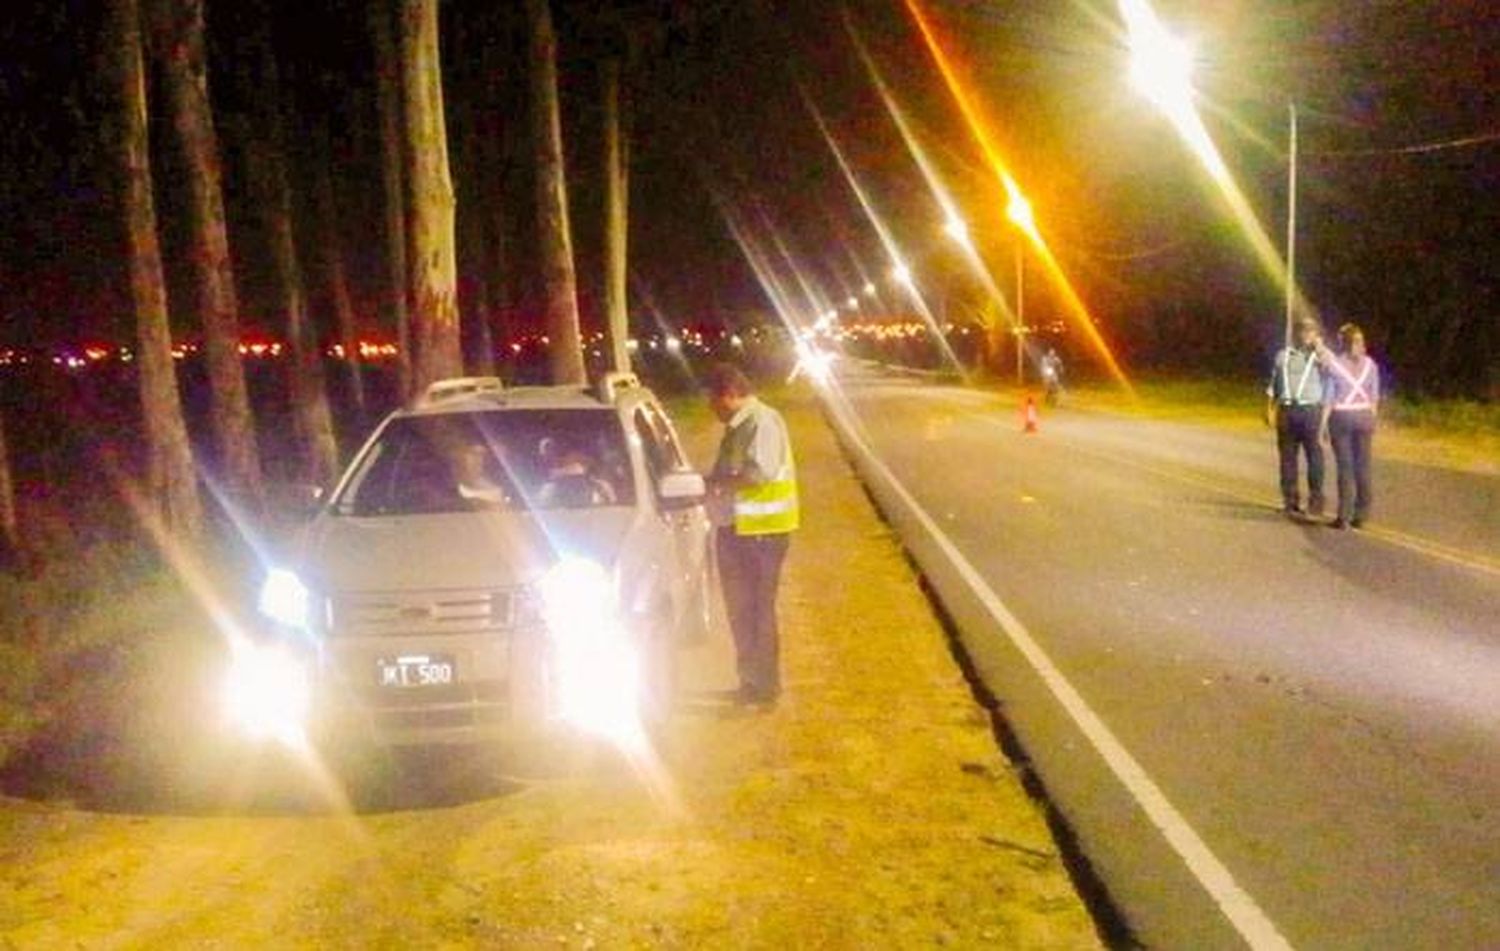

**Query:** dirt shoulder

left=0, top=395, right=1099, bottom=949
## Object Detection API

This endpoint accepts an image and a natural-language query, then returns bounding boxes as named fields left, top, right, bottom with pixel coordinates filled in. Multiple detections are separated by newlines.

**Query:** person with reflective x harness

left=1265, top=317, right=1329, bottom=518
left=1319, top=323, right=1381, bottom=529
left=705, top=365, right=799, bottom=706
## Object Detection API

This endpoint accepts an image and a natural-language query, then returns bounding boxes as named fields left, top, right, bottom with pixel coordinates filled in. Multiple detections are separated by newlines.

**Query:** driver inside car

left=451, top=440, right=510, bottom=507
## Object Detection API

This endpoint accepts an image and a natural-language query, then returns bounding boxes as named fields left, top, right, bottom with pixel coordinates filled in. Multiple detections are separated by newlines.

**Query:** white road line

left=827, top=402, right=1294, bottom=951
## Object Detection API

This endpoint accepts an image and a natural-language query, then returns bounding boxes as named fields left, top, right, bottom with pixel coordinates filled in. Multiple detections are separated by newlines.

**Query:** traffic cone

left=1022, top=395, right=1039, bottom=434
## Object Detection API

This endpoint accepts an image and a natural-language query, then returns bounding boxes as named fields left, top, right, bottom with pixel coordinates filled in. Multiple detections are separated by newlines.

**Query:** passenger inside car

left=535, top=439, right=618, bottom=508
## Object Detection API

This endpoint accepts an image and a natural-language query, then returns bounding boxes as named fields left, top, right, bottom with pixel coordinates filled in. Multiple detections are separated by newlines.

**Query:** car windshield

left=334, top=409, right=634, bottom=516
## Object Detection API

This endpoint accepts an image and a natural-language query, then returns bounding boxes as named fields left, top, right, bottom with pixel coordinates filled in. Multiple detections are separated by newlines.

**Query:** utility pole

left=1284, top=101, right=1299, bottom=350
left=1015, top=241, right=1025, bottom=386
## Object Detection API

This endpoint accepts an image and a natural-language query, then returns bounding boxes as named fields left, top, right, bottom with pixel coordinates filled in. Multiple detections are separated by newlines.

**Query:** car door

left=632, top=402, right=711, bottom=637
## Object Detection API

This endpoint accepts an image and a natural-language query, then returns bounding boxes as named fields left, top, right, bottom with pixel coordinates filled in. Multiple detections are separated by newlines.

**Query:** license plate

left=376, top=654, right=455, bottom=688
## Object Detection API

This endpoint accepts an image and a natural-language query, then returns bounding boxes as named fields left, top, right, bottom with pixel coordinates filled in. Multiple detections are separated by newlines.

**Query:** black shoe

left=1283, top=503, right=1305, bottom=519
left=1330, top=518, right=1350, bottom=530
left=1350, top=517, right=1366, bottom=530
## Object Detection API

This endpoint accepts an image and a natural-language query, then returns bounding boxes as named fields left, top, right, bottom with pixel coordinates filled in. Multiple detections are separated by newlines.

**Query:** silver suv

left=229, top=374, right=712, bottom=748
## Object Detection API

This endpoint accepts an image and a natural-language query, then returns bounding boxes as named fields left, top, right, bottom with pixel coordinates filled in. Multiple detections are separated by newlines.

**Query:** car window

left=335, top=409, right=634, bottom=516
left=633, top=409, right=671, bottom=481
left=644, top=404, right=689, bottom=470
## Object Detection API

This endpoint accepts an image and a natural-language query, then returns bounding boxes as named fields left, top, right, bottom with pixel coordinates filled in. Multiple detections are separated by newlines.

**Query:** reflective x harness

left=1330, top=357, right=1374, bottom=412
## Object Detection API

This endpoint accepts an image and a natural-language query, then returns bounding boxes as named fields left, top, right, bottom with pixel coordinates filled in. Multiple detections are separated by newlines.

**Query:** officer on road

left=705, top=365, right=799, bottom=707
left=1265, top=317, right=1328, bottom=518
left=1319, top=323, right=1381, bottom=529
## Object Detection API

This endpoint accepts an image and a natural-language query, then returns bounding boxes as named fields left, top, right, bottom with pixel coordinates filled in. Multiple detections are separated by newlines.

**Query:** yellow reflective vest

left=714, top=399, right=800, bottom=536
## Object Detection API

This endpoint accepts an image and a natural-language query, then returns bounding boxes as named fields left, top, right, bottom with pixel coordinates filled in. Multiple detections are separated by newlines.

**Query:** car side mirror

left=269, top=481, right=326, bottom=520
left=657, top=471, right=706, bottom=510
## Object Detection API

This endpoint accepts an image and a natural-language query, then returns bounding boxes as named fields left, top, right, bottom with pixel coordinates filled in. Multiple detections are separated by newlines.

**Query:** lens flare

left=902, top=0, right=1135, bottom=396
left=844, top=13, right=1022, bottom=351
left=799, top=88, right=969, bottom=379
left=1119, top=0, right=1310, bottom=320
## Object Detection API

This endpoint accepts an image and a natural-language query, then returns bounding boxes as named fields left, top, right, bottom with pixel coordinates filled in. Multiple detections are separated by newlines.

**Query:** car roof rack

left=414, top=376, right=505, bottom=408
left=595, top=371, right=641, bottom=403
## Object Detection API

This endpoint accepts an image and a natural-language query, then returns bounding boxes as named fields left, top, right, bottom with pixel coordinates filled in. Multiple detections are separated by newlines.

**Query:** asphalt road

left=829, top=367, right=1499, bottom=950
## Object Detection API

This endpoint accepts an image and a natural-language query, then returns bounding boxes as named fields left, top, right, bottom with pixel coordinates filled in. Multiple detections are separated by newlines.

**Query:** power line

left=1306, top=129, right=1500, bottom=158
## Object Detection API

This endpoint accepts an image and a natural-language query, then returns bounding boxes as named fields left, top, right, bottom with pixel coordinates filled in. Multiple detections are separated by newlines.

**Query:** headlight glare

left=537, top=556, right=643, bottom=741
left=223, top=643, right=310, bottom=744
left=258, top=567, right=311, bottom=630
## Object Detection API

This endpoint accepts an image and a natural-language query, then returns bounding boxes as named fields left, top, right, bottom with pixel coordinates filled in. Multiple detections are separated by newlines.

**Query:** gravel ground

left=0, top=394, right=1099, bottom=949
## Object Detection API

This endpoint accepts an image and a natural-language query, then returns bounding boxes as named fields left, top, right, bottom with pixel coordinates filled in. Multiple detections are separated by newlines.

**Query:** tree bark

left=113, top=0, right=203, bottom=538
left=602, top=58, right=631, bottom=375
left=0, top=410, right=17, bottom=563
left=371, top=0, right=413, bottom=399
left=237, top=25, right=339, bottom=487
left=151, top=0, right=263, bottom=510
left=479, top=20, right=515, bottom=375
left=525, top=0, right=586, bottom=386
left=459, top=195, right=497, bottom=376
left=398, top=0, right=463, bottom=393
left=456, top=81, right=496, bottom=377
left=312, top=126, right=368, bottom=416
left=259, top=138, right=339, bottom=487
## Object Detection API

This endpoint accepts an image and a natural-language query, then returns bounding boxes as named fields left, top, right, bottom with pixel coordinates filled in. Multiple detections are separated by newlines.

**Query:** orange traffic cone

left=1022, top=395, right=1040, bottom=434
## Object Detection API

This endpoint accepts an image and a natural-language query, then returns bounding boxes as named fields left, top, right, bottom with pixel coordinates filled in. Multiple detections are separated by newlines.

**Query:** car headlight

left=223, top=642, right=310, bottom=744
left=258, top=567, right=311, bottom=630
left=536, top=556, right=642, bottom=741
left=537, top=556, right=614, bottom=637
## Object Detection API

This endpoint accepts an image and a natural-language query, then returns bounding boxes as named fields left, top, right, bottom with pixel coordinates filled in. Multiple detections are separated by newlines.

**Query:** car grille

left=348, top=680, right=512, bottom=732
left=329, top=587, right=534, bottom=637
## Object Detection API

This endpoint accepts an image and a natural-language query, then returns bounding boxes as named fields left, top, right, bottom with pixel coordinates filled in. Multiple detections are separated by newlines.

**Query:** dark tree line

left=0, top=0, right=694, bottom=557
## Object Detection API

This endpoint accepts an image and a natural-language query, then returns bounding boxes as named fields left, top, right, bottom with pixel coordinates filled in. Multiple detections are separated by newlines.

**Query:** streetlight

left=1123, top=0, right=1300, bottom=350
left=943, top=214, right=972, bottom=251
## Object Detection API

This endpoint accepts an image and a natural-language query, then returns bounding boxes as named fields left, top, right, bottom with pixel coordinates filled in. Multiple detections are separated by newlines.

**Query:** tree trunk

left=113, top=0, right=203, bottom=538
left=312, top=127, right=368, bottom=416
left=459, top=202, right=497, bottom=376
left=457, top=93, right=496, bottom=377
left=152, top=0, right=263, bottom=511
left=601, top=58, right=631, bottom=375
left=235, top=25, right=340, bottom=488
left=0, top=410, right=17, bottom=564
left=525, top=0, right=585, bottom=386
left=258, top=137, right=339, bottom=487
left=398, top=0, right=463, bottom=393
left=371, top=0, right=413, bottom=399
left=480, top=23, right=514, bottom=376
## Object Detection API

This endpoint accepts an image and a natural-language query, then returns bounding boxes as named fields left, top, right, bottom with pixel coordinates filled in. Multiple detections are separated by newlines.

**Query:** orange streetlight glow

left=903, top=0, right=1135, bottom=396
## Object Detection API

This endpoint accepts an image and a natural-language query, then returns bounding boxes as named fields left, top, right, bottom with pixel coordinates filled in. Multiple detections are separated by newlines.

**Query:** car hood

left=300, top=508, right=641, bottom=594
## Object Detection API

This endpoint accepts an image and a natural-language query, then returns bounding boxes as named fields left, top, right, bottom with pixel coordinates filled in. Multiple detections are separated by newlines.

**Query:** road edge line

left=822, top=394, right=1294, bottom=951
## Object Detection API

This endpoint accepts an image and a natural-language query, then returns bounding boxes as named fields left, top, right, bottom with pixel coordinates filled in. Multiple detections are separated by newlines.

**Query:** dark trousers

left=716, top=528, right=790, bottom=698
left=1329, top=410, right=1375, bottom=522
left=1276, top=405, right=1325, bottom=510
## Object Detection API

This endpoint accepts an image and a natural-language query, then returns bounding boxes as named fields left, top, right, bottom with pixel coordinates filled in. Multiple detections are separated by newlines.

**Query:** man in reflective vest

left=1265, top=316, right=1329, bottom=518
left=705, top=364, right=799, bottom=706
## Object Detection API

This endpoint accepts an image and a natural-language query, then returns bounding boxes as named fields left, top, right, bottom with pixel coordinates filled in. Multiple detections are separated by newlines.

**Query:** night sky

left=1, top=0, right=1496, bottom=392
